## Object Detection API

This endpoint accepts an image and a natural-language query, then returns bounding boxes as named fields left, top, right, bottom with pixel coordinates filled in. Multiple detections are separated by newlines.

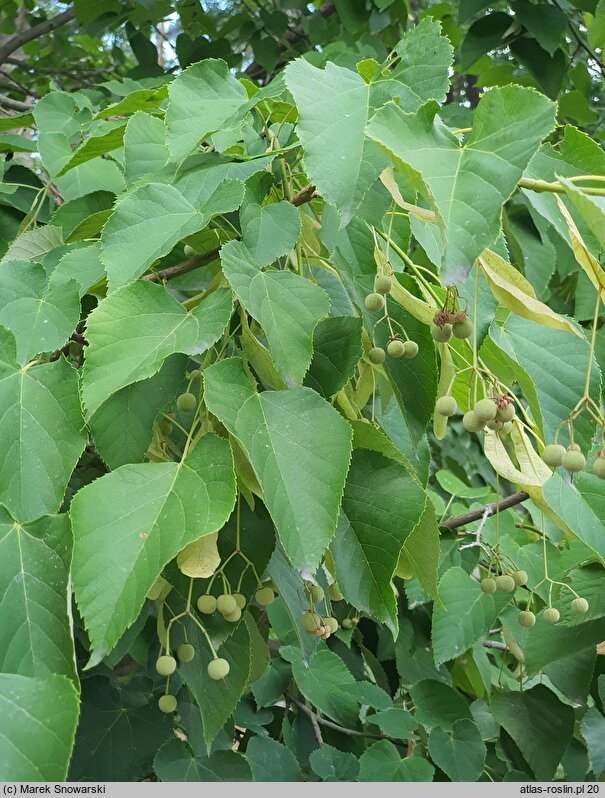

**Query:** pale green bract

left=204, top=357, right=352, bottom=571
left=71, top=433, right=236, bottom=664
left=0, top=328, right=87, bottom=522
left=81, top=283, right=233, bottom=417
left=221, top=240, right=329, bottom=385
left=367, top=85, right=556, bottom=281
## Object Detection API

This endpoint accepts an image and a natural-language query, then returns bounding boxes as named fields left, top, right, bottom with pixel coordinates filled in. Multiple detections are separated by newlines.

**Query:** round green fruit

left=216, top=594, right=237, bottom=616
left=301, top=611, right=321, bottom=633
left=328, top=583, right=343, bottom=601
left=364, top=293, right=385, bottom=313
left=374, top=275, right=392, bottom=294
left=480, top=577, right=497, bottom=594
left=495, top=575, right=516, bottom=593
left=309, top=585, right=324, bottom=603
left=368, top=347, right=386, bottom=364
left=158, top=694, right=177, bottom=713
left=571, top=597, right=589, bottom=615
left=189, top=369, right=201, bottom=382
left=177, top=643, right=195, bottom=663
left=387, top=339, right=406, bottom=358
left=452, top=318, right=473, bottom=339
left=512, top=570, right=528, bottom=587
left=207, top=658, right=230, bottom=680
left=435, top=396, right=457, bottom=417
left=518, top=610, right=536, bottom=628
left=500, top=421, right=513, bottom=436
left=341, top=619, right=353, bottom=630
left=562, top=448, right=586, bottom=473
left=404, top=340, right=419, bottom=358
left=474, top=398, right=497, bottom=423
left=156, top=655, right=177, bottom=676
left=197, top=594, right=217, bottom=614
left=463, top=411, right=483, bottom=433
left=324, top=617, right=339, bottom=634
left=431, top=323, right=452, bottom=343
left=496, top=403, right=515, bottom=422
left=255, top=587, right=275, bottom=606
left=543, top=607, right=560, bottom=624
left=542, top=443, right=566, bottom=468
left=159, top=418, right=173, bottom=435
left=176, top=392, right=196, bottom=413
left=183, top=244, right=196, bottom=258
left=233, top=593, right=246, bottom=609
left=593, top=455, right=605, bottom=479
left=224, top=606, right=242, bottom=623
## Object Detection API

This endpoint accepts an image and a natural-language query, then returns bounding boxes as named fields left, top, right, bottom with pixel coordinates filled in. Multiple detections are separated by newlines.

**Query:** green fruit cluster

left=543, top=443, right=604, bottom=479
left=197, top=592, right=243, bottom=622
left=463, top=395, right=516, bottom=435
left=368, top=337, right=418, bottom=364
left=481, top=569, right=526, bottom=595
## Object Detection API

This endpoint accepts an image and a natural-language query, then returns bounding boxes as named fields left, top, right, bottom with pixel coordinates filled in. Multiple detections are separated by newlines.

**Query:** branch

left=141, top=249, right=220, bottom=283
left=0, top=92, right=32, bottom=112
left=285, top=693, right=405, bottom=747
left=441, top=491, right=529, bottom=530
left=0, top=7, right=75, bottom=64
left=290, top=182, right=318, bottom=207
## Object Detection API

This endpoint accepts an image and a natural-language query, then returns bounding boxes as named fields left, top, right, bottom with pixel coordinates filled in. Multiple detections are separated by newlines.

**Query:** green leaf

left=432, top=567, right=507, bottom=666
left=204, top=358, right=352, bottom=571
left=89, top=354, right=186, bottom=469
left=166, top=59, right=248, bottom=162
left=221, top=241, right=329, bottom=385
left=56, top=123, right=126, bottom=176
left=81, top=283, right=232, bottom=417
left=285, top=19, right=452, bottom=225
left=581, top=707, right=605, bottom=776
left=124, top=112, right=169, bottom=186
left=50, top=191, right=115, bottom=239
left=427, top=719, right=486, bottom=781
left=283, top=645, right=360, bottom=727
left=330, top=449, right=426, bottom=634
left=369, top=707, right=417, bottom=740
left=542, top=473, right=605, bottom=565
left=367, top=86, right=556, bottom=281
left=489, top=315, right=600, bottom=453
left=0, top=508, right=75, bottom=680
left=246, top=736, right=303, bottom=782
left=1, top=225, right=63, bottom=264
left=178, top=617, right=252, bottom=745
left=409, top=680, right=472, bottom=731
left=154, top=739, right=252, bottom=781
left=304, top=316, right=363, bottom=398
left=309, top=745, right=359, bottom=781
left=71, top=433, right=236, bottom=663
left=241, top=199, right=301, bottom=267
left=52, top=242, right=106, bottom=296
left=94, top=86, right=168, bottom=120
left=70, top=675, right=171, bottom=781
left=400, top=500, right=441, bottom=600
left=0, top=673, right=79, bottom=781
left=359, top=741, right=434, bottom=781
left=0, top=260, right=80, bottom=363
left=491, top=685, right=574, bottom=780
left=510, top=1, right=568, bottom=55
left=101, top=181, right=244, bottom=289
left=0, top=329, right=87, bottom=522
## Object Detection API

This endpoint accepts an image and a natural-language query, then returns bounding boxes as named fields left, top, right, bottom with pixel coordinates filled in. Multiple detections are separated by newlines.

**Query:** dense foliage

left=1, top=0, right=605, bottom=784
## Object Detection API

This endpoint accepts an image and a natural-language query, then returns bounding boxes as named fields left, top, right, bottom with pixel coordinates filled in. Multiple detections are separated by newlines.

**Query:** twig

left=483, top=640, right=507, bottom=651
left=0, top=92, right=32, bottom=112
left=285, top=693, right=404, bottom=746
left=289, top=694, right=323, bottom=745
left=441, top=491, right=529, bottom=530
left=290, top=183, right=318, bottom=207
left=141, top=249, right=220, bottom=283
left=458, top=506, right=492, bottom=552
left=0, top=7, right=75, bottom=64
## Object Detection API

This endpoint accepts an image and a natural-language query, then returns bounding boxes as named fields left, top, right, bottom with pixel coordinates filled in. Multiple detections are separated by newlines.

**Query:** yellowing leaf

left=555, top=190, right=605, bottom=294
left=479, top=251, right=581, bottom=338
left=380, top=168, right=436, bottom=222
left=177, top=532, right=221, bottom=578
left=390, top=277, right=436, bottom=324
left=433, top=343, right=455, bottom=441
